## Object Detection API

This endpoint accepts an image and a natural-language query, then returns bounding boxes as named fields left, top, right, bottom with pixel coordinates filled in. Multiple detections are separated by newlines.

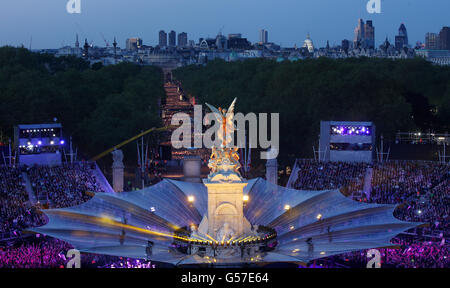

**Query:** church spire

left=75, top=34, right=79, bottom=49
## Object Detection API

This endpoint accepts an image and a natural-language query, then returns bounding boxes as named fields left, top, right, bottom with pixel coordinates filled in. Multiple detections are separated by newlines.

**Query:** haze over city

left=0, top=0, right=449, bottom=49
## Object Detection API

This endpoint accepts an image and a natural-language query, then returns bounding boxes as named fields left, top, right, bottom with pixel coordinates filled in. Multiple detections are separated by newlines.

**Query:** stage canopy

left=32, top=178, right=420, bottom=265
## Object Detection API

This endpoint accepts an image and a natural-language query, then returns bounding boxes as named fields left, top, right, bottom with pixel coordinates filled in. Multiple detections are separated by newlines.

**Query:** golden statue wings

left=205, top=98, right=237, bottom=147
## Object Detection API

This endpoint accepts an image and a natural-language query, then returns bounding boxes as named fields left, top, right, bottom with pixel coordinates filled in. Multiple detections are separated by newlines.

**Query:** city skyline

left=0, top=0, right=449, bottom=49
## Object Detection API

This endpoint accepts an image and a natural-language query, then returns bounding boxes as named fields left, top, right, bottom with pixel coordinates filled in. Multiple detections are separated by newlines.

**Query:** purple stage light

left=331, top=125, right=372, bottom=136
left=60, top=140, right=65, bottom=145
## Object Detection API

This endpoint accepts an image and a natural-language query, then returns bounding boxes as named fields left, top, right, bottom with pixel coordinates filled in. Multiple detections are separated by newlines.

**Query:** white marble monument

left=196, top=99, right=252, bottom=241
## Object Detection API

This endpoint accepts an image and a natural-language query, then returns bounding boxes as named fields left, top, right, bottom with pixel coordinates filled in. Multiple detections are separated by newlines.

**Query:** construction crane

left=100, top=32, right=110, bottom=47
left=90, top=126, right=175, bottom=162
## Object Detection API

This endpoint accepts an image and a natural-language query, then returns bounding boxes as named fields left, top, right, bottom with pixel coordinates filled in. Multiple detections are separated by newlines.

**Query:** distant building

left=354, top=18, right=365, bottom=48
left=75, top=34, right=80, bottom=49
left=159, top=30, right=167, bottom=47
left=395, top=23, right=409, bottom=50
left=364, top=20, right=375, bottom=49
left=425, top=32, right=440, bottom=50
left=227, top=34, right=251, bottom=50
left=126, top=38, right=143, bottom=51
left=216, top=33, right=227, bottom=50
left=439, top=27, right=450, bottom=51
left=177, top=32, right=188, bottom=47
left=302, top=33, right=315, bottom=53
left=56, top=46, right=82, bottom=57
left=354, top=19, right=375, bottom=49
left=169, top=30, right=176, bottom=47
left=416, top=49, right=450, bottom=65
left=228, top=33, right=242, bottom=39
left=199, top=38, right=216, bottom=50
left=341, top=39, right=351, bottom=52
left=259, top=29, right=268, bottom=44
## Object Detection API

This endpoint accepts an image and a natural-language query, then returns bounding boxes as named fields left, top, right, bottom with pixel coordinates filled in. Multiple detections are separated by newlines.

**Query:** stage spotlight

left=187, top=195, right=195, bottom=203
left=243, top=195, right=249, bottom=202
left=284, top=204, right=291, bottom=211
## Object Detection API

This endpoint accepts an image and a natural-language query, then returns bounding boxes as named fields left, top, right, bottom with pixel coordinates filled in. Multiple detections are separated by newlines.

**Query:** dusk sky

left=0, top=0, right=449, bottom=49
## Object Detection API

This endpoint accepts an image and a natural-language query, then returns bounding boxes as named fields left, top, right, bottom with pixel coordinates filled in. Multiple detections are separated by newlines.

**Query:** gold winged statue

left=205, top=98, right=237, bottom=148
left=205, top=98, right=242, bottom=182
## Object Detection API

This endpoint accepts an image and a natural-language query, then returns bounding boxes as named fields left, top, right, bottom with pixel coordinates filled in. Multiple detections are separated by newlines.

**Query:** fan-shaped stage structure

left=32, top=178, right=420, bottom=266
left=32, top=99, right=421, bottom=266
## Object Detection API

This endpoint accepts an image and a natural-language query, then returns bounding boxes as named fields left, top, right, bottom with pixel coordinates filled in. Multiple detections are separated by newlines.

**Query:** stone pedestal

left=183, top=156, right=202, bottom=183
left=112, top=150, right=124, bottom=193
left=266, top=158, right=278, bottom=186
left=203, top=180, right=250, bottom=240
left=112, top=166, right=124, bottom=193
left=265, top=148, right=278, bottom=186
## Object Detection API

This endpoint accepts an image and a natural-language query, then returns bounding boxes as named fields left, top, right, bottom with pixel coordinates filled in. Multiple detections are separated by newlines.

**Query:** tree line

left=1, top=47, right=449, bottom=167
left=0, top=47, right=164, bottom=165
left=173, top=57, right=450, bottom=162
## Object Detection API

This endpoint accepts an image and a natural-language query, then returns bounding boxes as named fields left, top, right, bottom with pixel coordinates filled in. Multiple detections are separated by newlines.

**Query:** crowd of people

left=0, top=159, right=448, bottom=268
left=292, top=160, right=448, bottom=235
left=27, top=163, right=105, bottom=208
left=367, top=162, right=449, bottom=237
left=370, top=161, right=448, bottom=203
left=292, top=160, right=368, bottom=195
left=318, top=236, right=448, bottom=268
left=0, top=235, right=157, bottom=268
left=0, top=166, right=44, bottom=237
left=292, top=159, right=448, bottom=268
left=0, top=236, right=71, bottom=268
left=1, top=162, right=105, bottom=239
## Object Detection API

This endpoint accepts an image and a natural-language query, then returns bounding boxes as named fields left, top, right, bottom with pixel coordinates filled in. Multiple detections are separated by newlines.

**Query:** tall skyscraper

left=395, top=23, right=409, bottom=50
left=398, top=24, right=408, bottom=45
left=75, top=34, right=79, bottom=49
left=159, top=30, right=167, bottom=47
left=169, top=30, right=176, bottom=47
left=354, top=18, right=365, bottom=48
left=259, top=29, right=268, bottom=44
left=439, top=27, right=450, bottom=51
left=425, top=33, right=440, bottom=50
left=177, top=32, right=188, bottom=47
left=354, top=19, right=375, bottom=49
left=126, top=38, right=143, bottom=51
left=364, top=20, right=375, bottom=49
